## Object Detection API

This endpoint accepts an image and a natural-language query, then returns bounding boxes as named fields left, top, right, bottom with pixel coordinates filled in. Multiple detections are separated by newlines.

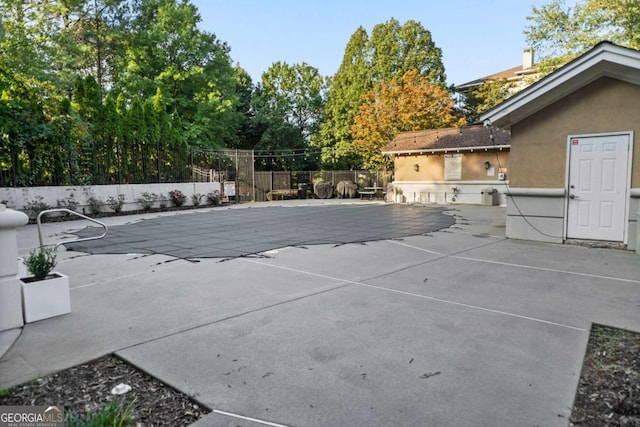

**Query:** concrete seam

left=212, top=409, right=291, bottom=427
left=388, top=240, right=640, bottom=285
left=242, top=259, right=587, bottom=332
left=114, top=282, right=352, bottom=354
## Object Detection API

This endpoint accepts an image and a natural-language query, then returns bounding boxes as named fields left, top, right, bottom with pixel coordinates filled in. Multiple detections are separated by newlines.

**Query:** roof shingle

left=382, top=125, right=510, bottom=154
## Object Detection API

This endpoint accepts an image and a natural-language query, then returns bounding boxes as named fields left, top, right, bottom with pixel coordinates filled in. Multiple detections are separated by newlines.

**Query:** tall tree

left=248, top=83, right=309, bottom=171
left=102, top=93, right=121, bottom=182
left=0, top=64, right=51, bottom=186
left=152, top=87, right=171, bottom=145
left=229, top=66, right=255, bottom=148
left=525, top=0, right=640, bottom=70
left=75, top=0, right=129, bottom=87
left=351, top=70, right=465, bottom=170
left=315, top=26, right=370, bottom=169
left=260, top=61, right=327, bottom=142
left=317, top=19, right=446, bottom=169
left=370, top=18, right=446, bottom=85
left=119, top=0, right=241, bottom=147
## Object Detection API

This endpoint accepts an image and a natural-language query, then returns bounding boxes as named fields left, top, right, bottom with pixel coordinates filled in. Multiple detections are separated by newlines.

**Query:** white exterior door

left=567, top=134, right=630, bottom=241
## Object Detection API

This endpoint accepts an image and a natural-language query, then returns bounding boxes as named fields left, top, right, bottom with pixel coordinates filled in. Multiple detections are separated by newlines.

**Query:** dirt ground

left=0, top=355, right=208, bottom=426
left=570, top=324, right=640, bottom=426
left=1, top=325, right=638, bottom=426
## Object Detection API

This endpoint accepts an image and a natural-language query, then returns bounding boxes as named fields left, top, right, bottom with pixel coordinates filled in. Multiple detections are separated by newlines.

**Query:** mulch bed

left=570, top=324, right=640, bottom=426
left=0, top=355, right=209, bottom=426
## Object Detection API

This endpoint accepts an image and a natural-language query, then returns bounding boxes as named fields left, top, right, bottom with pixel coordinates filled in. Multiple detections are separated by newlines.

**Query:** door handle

left=569, top=194, right=578, bottom=199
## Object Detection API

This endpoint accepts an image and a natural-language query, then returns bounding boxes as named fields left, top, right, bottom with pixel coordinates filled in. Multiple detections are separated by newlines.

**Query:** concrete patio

left=1, top=200, right=639, bottom=427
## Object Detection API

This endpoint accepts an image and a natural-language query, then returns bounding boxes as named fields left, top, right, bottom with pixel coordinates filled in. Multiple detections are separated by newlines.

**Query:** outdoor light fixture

left=484, top=161, right=491, bottom=170
left=413, top=164, right=420, bottom=172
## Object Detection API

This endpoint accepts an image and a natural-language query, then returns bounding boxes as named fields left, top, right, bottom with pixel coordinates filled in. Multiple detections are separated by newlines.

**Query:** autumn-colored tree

left=351, top=70, right=466, bottom=170
left=317, top=19, right=446, bottom=169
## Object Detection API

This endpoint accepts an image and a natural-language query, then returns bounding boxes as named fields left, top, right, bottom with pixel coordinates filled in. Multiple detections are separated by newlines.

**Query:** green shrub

left=87, top=197, right=104, bottom=216
left=57, top=195, right=79, bottom=212
left=192, top=193, right=203, bottom=206
left=158, top=194, right=168, bottom=210
left=207, top=190, right=221, bottom=206
left=24, top=196, right=52, bottom=219
left=169, top=189, right=187, bottom=207
left=106, top=194, right=125, bottom=213
left=24, top=248, right=57, bottom=280
left=136, top=192, right=157, bottom=211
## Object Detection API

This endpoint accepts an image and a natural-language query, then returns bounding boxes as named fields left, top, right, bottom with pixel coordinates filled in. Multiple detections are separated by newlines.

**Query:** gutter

left=382, top=145, right=510, bottom=156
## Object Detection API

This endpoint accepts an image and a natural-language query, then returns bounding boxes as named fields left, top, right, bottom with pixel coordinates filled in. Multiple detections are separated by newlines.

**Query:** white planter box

left=17, top=257, right=28, bottom=278
left=21, top=272, right=71, bottom=323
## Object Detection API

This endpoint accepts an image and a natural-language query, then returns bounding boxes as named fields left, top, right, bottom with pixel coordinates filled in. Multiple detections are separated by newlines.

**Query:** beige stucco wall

left=394, top=151, right=510, bottom=181
left=510, top=77, right=640, bottom=188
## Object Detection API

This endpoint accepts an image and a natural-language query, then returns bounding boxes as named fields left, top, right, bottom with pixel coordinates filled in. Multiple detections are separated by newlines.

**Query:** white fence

left=0, top=182, right=223, bottom=216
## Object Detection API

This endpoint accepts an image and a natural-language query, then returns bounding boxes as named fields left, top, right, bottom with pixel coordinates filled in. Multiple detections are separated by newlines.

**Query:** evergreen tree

left=102, top=93, right=121, bottom=182
left=315, top=27, right=370, bottom=169
left=318, top=19, right=446, bottom=169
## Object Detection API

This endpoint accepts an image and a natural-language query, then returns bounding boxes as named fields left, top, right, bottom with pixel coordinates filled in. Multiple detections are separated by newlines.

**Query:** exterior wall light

left=484, top=161, right=491, bottom=170
left=413, top=164, right=420, bottom=172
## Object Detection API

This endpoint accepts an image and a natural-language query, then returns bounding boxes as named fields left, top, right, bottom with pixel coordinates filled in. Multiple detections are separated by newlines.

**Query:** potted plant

left=21, top=247, right=71, bottom=323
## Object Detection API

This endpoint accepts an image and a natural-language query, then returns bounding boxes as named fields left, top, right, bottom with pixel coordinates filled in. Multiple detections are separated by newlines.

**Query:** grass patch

left=67, top=399, right=135, bottom=427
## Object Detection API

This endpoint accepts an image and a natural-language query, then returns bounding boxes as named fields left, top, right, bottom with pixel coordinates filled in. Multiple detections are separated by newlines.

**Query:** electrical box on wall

left=498, top=172, right=506, bottom=181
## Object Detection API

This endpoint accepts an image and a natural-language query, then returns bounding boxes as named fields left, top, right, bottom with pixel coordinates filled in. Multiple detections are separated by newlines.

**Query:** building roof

left=480, top=41, right=640, bottom=129
left=456, top=65, right=533, bottom=91
left=456, top=48, right=537, bottom=91
left=382, top=125, right=510, bottom=155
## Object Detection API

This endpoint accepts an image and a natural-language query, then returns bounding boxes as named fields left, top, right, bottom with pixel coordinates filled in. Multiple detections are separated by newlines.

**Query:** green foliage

left=118, top=0, right=241, bottom=148
left=66, top=398, right=136, bottom=427
left=369, top=19, right=446, bottom=84
left=460, top=79, right=515, bottom=123
left=243, top=62, right=327, bottom=171
left=315, top=27, right=370, bottom=170
left=158, top=194, right=168, bottom=209
left=351, top=69, right=465, bottom=170
left=168, top=189, right=187, bottom=207
left=261, top=62, right=328, bottom=142
left=525, top=0, right=640, bottom=71
left=136, top=192, right=157, bottom=211
left=87, top=197, right=105, bottom=216
left=191, top=193, right=203, bottom=206
left=317, top=19, right=447, bottom=169
left=0, top=0, right=243, bottom=187
left=207, top=190, right=221, bottom=205
left=57, top=194, right=79, bottom=212
left=24, top=196, right=52, bottom=219
left=106, top=194, right=125, bottom=213
left=24, top=248, right=57, bottom=281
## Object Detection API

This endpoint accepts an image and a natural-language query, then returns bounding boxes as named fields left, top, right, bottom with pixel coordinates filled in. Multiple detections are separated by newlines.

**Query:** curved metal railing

left=36, top=209, right=108, bottom=250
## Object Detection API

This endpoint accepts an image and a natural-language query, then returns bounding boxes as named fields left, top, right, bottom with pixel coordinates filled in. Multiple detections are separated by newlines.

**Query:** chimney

left=523, top=48, right=534, bottom=69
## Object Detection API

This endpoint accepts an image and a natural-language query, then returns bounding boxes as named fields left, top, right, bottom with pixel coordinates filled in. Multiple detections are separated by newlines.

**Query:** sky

left=190, top=0, right=552, bottom=87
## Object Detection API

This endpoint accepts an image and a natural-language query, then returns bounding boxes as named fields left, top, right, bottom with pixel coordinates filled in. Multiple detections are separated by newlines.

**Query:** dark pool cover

left=66, top=204, right=454, bottom=259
